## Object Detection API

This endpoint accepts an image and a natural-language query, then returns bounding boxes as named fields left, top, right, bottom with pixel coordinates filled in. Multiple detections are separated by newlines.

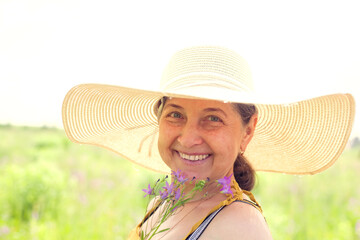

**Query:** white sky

left=1, top=0, right=359, bottom=137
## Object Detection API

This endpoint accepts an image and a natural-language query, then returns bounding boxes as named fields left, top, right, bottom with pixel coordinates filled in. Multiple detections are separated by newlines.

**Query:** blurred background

left=0, top=0, right=359, bottom=239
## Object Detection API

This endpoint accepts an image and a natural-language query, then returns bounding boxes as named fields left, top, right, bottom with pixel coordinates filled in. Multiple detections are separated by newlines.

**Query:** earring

left=240, top=149, right=244, bottom=155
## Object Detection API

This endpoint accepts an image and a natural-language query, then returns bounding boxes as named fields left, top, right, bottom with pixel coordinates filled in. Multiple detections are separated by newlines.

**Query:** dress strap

left=242, top=190, right=263, bottom=213
left=185, top=199, right=261, bottom=240
left=185, top=205, right=226, bottom=240
left=138, top=199, right=162, bottom=229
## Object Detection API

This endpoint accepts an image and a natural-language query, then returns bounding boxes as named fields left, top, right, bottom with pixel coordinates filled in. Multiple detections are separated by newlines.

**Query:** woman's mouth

left=176, top=151, right=211, bottom=161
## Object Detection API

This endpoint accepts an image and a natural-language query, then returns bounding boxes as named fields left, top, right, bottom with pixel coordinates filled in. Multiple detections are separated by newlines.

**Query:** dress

left=128, top=179, right=263, bottom=240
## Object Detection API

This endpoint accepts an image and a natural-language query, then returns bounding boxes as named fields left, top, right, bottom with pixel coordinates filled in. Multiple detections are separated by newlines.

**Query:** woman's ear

left=240, top=114, right=258, bottom=152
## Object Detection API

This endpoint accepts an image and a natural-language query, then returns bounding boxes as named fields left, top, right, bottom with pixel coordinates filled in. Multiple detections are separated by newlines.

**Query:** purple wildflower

left=171, top=170, right=179, bottom=178
left=217, top=174, right=232, bottom=186
left=142, top=184, right=153, bottom=197
left=217, top=174, right=233, bottom=196
left=163, top=181, right=175, bottom=195
left=159, top=190, right=168, bottom=199
left=172, top=170, right=188, bottom=183
left=158, top=181, right=175, bottom=200
left=220, top=184, right=233, bottom=196
left=174, top=188, right=182, bottom=200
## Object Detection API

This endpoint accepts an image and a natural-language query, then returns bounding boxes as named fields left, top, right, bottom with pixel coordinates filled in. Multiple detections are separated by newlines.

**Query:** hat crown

left=160, top=46, right=254, bottom=93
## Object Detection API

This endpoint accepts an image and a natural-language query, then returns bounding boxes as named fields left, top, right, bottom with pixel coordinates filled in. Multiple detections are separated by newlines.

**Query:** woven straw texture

left=62, top=46, right=355, bottom=175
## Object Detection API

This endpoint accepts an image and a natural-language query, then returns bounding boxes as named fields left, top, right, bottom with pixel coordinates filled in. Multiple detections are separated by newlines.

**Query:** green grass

left=0, top=125, right=359, bottom=239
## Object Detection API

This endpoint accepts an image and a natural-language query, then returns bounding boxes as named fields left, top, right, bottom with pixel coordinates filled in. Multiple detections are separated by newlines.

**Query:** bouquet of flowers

left=140, top=170, right=233, bottom=240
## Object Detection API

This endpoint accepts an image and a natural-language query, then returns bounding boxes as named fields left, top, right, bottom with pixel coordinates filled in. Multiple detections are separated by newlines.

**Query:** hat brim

left=62, top=83, right=355, bottom=175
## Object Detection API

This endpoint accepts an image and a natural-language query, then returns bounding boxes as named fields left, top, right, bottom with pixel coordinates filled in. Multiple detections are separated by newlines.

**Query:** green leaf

left=140, top=230, right=145, bottom=240
left=157, top=228, right=170, bottom=234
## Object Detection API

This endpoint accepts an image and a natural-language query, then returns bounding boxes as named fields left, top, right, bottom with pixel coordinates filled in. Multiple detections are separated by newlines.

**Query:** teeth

left=178, top=152, right=210, bottom=161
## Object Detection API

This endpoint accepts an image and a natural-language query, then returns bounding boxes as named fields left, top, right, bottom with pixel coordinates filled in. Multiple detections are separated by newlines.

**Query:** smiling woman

left=156, top=97, right=256, bottom=190
left=158, top=97, right=258, bottom=190
left=62, top=46, right=355, bottom=239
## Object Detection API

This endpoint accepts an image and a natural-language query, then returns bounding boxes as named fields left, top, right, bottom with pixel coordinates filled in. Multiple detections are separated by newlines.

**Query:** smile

left=177, top=151, right=211, bottom=161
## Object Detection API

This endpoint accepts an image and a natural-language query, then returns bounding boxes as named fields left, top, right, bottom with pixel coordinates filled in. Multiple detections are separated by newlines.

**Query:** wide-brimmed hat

left=62, top=46, right=355, bottom=175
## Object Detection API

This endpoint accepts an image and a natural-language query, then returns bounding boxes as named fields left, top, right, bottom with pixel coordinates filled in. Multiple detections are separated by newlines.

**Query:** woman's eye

left=169, top=112, right=182, bottom=118
left=208, top=116, right=222, bottom=122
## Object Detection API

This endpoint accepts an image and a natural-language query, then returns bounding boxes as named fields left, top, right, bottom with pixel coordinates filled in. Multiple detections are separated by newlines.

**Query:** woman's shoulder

left=200, top=200, right=273, bottom=240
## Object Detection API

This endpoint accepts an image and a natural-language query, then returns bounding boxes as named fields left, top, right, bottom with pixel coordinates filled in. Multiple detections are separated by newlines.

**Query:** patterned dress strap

left=185, top=205, right=226, bottom=240
left=185, top=199, right=261, bottom=240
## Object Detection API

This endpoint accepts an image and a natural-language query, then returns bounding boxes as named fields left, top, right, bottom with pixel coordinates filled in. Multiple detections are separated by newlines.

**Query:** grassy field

left=0, top=125, right=359, bottom=239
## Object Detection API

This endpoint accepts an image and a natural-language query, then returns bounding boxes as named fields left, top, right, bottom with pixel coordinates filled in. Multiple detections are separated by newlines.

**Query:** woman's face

left=158, top=98, right=256, bottom=181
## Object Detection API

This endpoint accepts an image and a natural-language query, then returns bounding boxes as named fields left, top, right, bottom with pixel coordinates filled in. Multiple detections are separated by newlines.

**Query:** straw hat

left=62, top=46, right=355, bottom=175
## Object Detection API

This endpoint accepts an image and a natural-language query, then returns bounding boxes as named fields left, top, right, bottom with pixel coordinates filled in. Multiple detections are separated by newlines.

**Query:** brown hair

left=155, top=97, right=257, bottom=191
left=231, top=103, right=257, bottom=191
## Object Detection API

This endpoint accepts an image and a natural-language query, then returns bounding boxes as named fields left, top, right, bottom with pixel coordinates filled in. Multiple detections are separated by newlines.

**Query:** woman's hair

left=155, top=97, right=257, bottom=191
left=231, top=103, right=257, bottom=191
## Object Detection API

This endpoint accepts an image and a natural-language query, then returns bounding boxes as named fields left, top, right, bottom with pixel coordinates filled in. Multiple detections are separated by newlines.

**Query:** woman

left=139, top=97, right=270, bottom=239
left=62, top=46, right=355, bottom=239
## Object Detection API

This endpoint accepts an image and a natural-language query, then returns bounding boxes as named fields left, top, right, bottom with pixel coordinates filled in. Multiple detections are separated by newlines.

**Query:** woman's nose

left=177, top=122, right=203, bottom=148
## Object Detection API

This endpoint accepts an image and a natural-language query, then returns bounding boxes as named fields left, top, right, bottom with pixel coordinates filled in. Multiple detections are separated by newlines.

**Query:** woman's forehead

left=166, top=97, right=227, bottom=106
left=164, top=97, right=237, bottom=113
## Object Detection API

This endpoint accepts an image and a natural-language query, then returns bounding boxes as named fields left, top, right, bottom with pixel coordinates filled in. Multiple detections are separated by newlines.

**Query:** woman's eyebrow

left=163, top=103, right=184, bottom=110
left=203, top=108, right=227, bottom=117
left=163, top=105, right=227, bottom=117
